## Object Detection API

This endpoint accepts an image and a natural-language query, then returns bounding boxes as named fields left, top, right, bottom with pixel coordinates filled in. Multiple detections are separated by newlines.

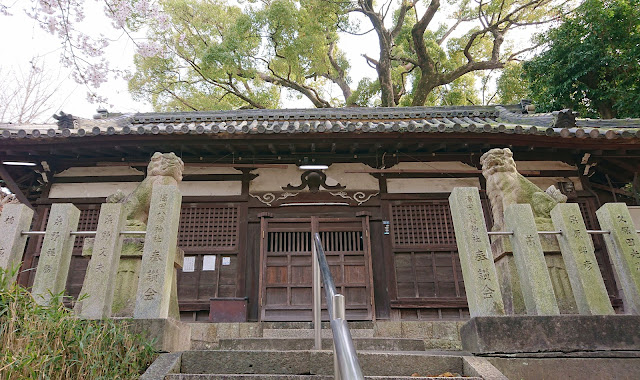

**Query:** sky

left=0, top=1, right=542, bottom=122
left=0, top=1, right=382, bottom=120
left=0, top=2, right=149, bottom=120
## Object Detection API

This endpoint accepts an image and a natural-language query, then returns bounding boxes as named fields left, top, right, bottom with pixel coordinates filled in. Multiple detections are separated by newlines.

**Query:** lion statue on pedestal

left=480, top=148, right=567, bottom=231
left=107, top=152, right=184, bottom=229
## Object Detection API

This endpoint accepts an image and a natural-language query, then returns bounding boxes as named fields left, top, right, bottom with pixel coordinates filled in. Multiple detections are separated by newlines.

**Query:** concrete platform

left=164, top=375, right=482, bottom=379
left=142, top=350, right=506, bottom=379
left=461, top=315, right=640, bottom=355
left=487, top=357, right=640, bottom=380
left=217, top=337, right=427, bottom=351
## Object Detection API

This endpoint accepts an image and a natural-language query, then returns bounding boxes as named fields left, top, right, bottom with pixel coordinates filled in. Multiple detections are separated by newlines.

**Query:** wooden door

left=259, top=216, right=374, bottom=321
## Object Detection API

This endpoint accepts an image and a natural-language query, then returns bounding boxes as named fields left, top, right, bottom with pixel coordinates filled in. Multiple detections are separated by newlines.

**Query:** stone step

left=259, top=321, right=375, bottom=330
left=179, top=350, right=467, bottom=377
left=165, top=375, right=480, bottom=380
left=217, top=338, right=426, bottom=351
left=262, top=328, right=374, bottom=338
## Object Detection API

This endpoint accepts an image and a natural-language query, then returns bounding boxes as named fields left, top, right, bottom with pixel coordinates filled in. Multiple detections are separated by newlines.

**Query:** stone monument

left=0, top=203, right=34, bottom=282
left=134, top=184, right=182, bottom=319
left=449, top=187, right=505, bottom=317
left=74, top=203, right=128, bottom=318
left=80, top=152, right=185, bottom=318
left=31, top=203, right=80, bottom=305
left=480, top=148, right=576, bottom=313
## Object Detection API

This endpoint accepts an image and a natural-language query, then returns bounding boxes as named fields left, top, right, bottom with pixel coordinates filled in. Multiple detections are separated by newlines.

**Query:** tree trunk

left=411, top=75, right=436, bottom=106
left=378, top=56, right=395, bottom=107
left=597, top=100, right=616, bottom=119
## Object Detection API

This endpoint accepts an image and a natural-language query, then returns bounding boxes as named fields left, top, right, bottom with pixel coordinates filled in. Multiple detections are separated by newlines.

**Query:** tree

left=5, top=0, right=565, bottom=110
left=129, top=0, right=352, bottom=110
left=495, top=62, right=530, bottom=104
left=524, top=0, right=640, bottom=119
left=0, top=59, right=62, bottom=124
left=353, top=0, right=563, bottom=107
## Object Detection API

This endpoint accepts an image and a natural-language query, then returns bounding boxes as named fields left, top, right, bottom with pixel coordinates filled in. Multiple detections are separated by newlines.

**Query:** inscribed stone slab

left=0, top=204, right=34, bottom=282
left=449, top=187, right=505, bottom=317
left=134, top=185, right=182, bottom=319
left=596, top=203, right=640, bottom=314
left=31, top=203, right=80, bottom=305
left=504, top=204, right=559, bottom=315
left=76, top=203, right=127, bottom=318
left=550, top=203, right=613, bottom=315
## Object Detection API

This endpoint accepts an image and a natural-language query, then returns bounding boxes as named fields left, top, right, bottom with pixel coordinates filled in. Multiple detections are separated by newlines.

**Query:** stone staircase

left=141, top=321, right=508, bottom=379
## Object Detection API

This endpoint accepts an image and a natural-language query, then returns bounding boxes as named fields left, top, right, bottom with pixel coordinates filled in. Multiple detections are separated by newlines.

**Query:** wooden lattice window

left=178, top=205, right=239, bottom=251
left=177, top=204, right=244, bottom=316
left=394, top=251, right=465, bottom=299
left=389, top=200, right=467, bottom=320
left=35, top=207, right=100, bottom=254
left=391, top=202, right=456, bottom=247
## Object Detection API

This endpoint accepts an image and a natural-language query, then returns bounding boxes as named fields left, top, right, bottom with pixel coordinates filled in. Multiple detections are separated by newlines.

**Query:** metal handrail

left=312, top=233, right=364, bottom=380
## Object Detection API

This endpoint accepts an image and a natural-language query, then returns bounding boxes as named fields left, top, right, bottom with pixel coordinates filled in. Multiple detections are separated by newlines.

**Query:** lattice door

left=177, top=204, right=242, bottom=304
left=389, top=201, right=467, bottom=320
left=259, top=217, right=373, bottom=321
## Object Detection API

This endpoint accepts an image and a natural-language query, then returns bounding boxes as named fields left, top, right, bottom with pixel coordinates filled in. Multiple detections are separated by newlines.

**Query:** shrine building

left=1, top=104, right=639, bottom=322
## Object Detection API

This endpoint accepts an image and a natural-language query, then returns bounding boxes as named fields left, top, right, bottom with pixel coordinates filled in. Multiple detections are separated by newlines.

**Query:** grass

left=0, top=268, right=157, bottom=379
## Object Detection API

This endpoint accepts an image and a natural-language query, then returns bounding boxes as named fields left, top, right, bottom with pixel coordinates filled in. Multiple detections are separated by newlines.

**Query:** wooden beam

left=94, top=162, right=288, bottom=169
left=591, top=182, right=634, bottom=197
left=268, top=144, right=278, bottom=155
left=345, top=168, right=542, bottom=175
left=0, top=163, right=34, bottom=209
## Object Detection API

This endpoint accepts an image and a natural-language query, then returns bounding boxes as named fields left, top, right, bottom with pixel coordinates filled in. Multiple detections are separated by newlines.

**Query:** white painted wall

left=49, top=181, right=242, bottom=198
left=250, top=163, right=379, bottom=192
left=49, top=182, right=140, bottom=198
left=183, top=166, right=242, bottom=175
left=54, top=166, right=144, bottom=177
left=323, top=163, right=378, bottom=190
left=389, top=161, right=477, bottom=171
left=387, top=178, right=481, bottom=193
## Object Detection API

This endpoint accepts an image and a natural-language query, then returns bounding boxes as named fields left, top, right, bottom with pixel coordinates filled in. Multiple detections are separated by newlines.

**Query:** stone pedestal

left=0, top=204, right=34, bottom=282
left=492, top=236, right=577, bottom=314
left=32, top=203, right=80, bottom=305
left=82, top=237, right=183, bottom=319
left=134, top=185, right=183, bottom=319
left=449, top=187, right=505, bottom=317
left=504, top=204, right=559, bottom=316
left=75, top=203, right=127, bottom=319
left=461, top=315, right=640, bottom=354
left=551, top=203, right=614, bottom=315
left=597, top=203, right=640, bottom=315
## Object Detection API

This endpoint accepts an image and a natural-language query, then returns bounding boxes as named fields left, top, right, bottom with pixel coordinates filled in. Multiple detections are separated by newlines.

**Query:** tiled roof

left=1, top=105, right=639, bottom=140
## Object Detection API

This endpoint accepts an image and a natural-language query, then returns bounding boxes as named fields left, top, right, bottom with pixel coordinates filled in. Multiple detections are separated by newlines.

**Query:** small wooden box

left=209, top=297, right=248, bottom=322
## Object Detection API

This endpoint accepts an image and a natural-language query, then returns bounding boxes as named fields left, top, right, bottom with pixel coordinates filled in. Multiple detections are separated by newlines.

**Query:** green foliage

left=130, top=0, right=349, bottom=110
left=347, top=78, right=381, bottom=107
left=128, top=0, right=560, bottom=109
left=524, top=0, right=640, bottom=118
left=496, top=62, right=530, bottom=104
left=0, top=267, right=157, bottom=380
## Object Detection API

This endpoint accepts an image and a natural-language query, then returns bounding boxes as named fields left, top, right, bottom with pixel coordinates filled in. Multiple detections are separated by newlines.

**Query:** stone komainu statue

left=107, top=152, right=184, bottom=229
left=0, top=191, right=19, bottom=214
left=480, top=148, right=567, bottom=231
